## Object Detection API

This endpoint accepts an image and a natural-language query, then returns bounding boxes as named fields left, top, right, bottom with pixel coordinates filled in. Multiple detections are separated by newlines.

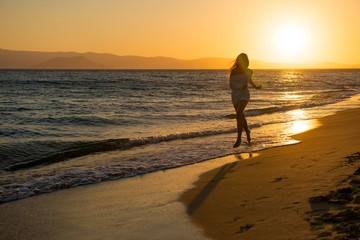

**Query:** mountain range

left=0, top=49, right=359, bottom=69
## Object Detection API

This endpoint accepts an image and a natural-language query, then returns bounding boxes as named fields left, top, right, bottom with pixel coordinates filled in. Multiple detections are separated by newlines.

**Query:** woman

left=229, top=53, right=262, bottom=148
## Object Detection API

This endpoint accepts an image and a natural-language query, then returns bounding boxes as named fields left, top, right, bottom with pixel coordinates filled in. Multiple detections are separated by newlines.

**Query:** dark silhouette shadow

left=186, top=161, right=237, bottom=215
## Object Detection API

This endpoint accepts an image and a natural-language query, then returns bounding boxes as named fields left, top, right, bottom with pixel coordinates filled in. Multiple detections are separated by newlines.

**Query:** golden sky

left=1, top=0, right=359, bottom=64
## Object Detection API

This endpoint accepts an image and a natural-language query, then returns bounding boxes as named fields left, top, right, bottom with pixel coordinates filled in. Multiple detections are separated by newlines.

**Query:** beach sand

left=180, top=108, right=360, bottom=240
left=0, top=108, right=360, bottom=240
left=0, top=153, right=253, bottom=240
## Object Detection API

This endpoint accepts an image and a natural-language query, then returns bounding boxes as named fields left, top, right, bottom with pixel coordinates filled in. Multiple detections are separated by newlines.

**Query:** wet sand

left=180, top=108, right=360, bottom=239
left=0, top=152, right=255, bottom=240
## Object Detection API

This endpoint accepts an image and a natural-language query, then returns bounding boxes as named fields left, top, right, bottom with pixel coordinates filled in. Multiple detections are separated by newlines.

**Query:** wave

left=224, top=91, right=355, bottom=119
left=0, top=126, right=299, bottom=204
left=5, top=128, right=243, bottom=171
left=31, top=115, right=127, bottom=126
left=224, top=105, right=306, bottom=119
left=246, top=105, right=302, bottom=117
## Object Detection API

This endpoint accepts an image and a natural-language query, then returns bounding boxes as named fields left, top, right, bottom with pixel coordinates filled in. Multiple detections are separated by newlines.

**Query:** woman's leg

left=233, top=100, right=249, bottom=148
left=242, top=114, right=251, bottom=143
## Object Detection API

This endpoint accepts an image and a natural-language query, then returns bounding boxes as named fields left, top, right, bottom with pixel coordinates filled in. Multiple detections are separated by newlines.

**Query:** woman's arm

left=249, top=77, right=262, bottom=89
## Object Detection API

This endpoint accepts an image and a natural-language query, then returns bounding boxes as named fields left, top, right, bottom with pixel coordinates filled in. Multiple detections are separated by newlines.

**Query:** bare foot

left=233, top=140, right=241, bottom=148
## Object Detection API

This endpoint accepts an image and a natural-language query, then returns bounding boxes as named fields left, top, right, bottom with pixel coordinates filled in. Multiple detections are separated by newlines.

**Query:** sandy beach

left=180, top=108, right=360, bottom=239
left=1, top=107, right=360, bottom=240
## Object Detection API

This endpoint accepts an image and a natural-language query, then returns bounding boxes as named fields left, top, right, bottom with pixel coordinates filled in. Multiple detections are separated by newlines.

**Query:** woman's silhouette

left=229, top=53, right=262, bottom=148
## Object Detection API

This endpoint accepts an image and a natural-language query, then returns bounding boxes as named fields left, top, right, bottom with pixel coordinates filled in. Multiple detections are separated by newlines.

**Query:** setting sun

left=276, top=25, right=308, bottom=55
left=267, top=20, right=312, bottom=63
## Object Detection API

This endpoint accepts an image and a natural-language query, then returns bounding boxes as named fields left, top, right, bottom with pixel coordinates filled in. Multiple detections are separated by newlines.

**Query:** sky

left=0, top=0, right=360, bottom=64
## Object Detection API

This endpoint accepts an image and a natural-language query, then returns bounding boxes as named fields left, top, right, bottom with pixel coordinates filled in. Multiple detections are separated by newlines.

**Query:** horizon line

left=1, top=48, right=359, bottom=66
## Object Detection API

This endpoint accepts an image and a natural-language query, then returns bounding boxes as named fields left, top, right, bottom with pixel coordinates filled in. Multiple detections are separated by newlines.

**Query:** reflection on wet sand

left=287, top=119, right=320, bottom=135
left=284, top=109, right=320, bottom=134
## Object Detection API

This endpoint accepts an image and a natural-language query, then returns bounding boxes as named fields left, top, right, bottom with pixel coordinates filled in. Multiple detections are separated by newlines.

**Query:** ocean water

left=1, top=69, right=360, bottom=203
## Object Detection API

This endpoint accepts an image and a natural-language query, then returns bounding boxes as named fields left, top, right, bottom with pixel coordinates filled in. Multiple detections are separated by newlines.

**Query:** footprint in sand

left=281, top=206, right=294, bottom=210
left=256, top=196, right=270, bottom=201
left=271, top=176, right=287, bottom=183
left=290, top=164, right=298, bottom=168
left=227, top=216, right=243, bottom=224
left=236, top=224, right=254, bottom=234
left=246, top=161, right=260, bottom=167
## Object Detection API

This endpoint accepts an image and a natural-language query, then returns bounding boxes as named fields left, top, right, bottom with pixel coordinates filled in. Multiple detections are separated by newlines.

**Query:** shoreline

left=0, top=152, right=255, bottom=240
left=180, top=107, right=360, bottom=239
left=0, top=107, right=359, bottom=239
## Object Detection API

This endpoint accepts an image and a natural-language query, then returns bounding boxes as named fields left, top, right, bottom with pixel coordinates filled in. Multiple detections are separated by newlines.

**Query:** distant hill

left=32, top=56, right=105, bottom=69
left=0, top=49, right=359, bottom=69
left=249, top=60, right=360, bottom=69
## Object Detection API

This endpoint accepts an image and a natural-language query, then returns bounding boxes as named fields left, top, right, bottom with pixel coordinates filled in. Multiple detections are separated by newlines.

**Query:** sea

left=1, top=69, right=360, bottom=203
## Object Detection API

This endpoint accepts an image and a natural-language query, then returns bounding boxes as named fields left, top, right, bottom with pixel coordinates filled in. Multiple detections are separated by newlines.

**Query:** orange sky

left=0, top=0, right=359, bottom=64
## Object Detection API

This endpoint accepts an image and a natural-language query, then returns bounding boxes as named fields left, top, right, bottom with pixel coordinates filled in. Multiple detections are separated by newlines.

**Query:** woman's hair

left=229, top=53, right=249, bottom=77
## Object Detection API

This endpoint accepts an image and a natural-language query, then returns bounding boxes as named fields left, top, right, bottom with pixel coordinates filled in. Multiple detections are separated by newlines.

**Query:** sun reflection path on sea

left=287, top=109, right=306, bottom=120
left=279, top=92, right=305, bottom=103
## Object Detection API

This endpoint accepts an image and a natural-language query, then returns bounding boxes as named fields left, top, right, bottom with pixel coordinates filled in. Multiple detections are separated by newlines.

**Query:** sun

left=275, top=24, right=308, bottom=60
